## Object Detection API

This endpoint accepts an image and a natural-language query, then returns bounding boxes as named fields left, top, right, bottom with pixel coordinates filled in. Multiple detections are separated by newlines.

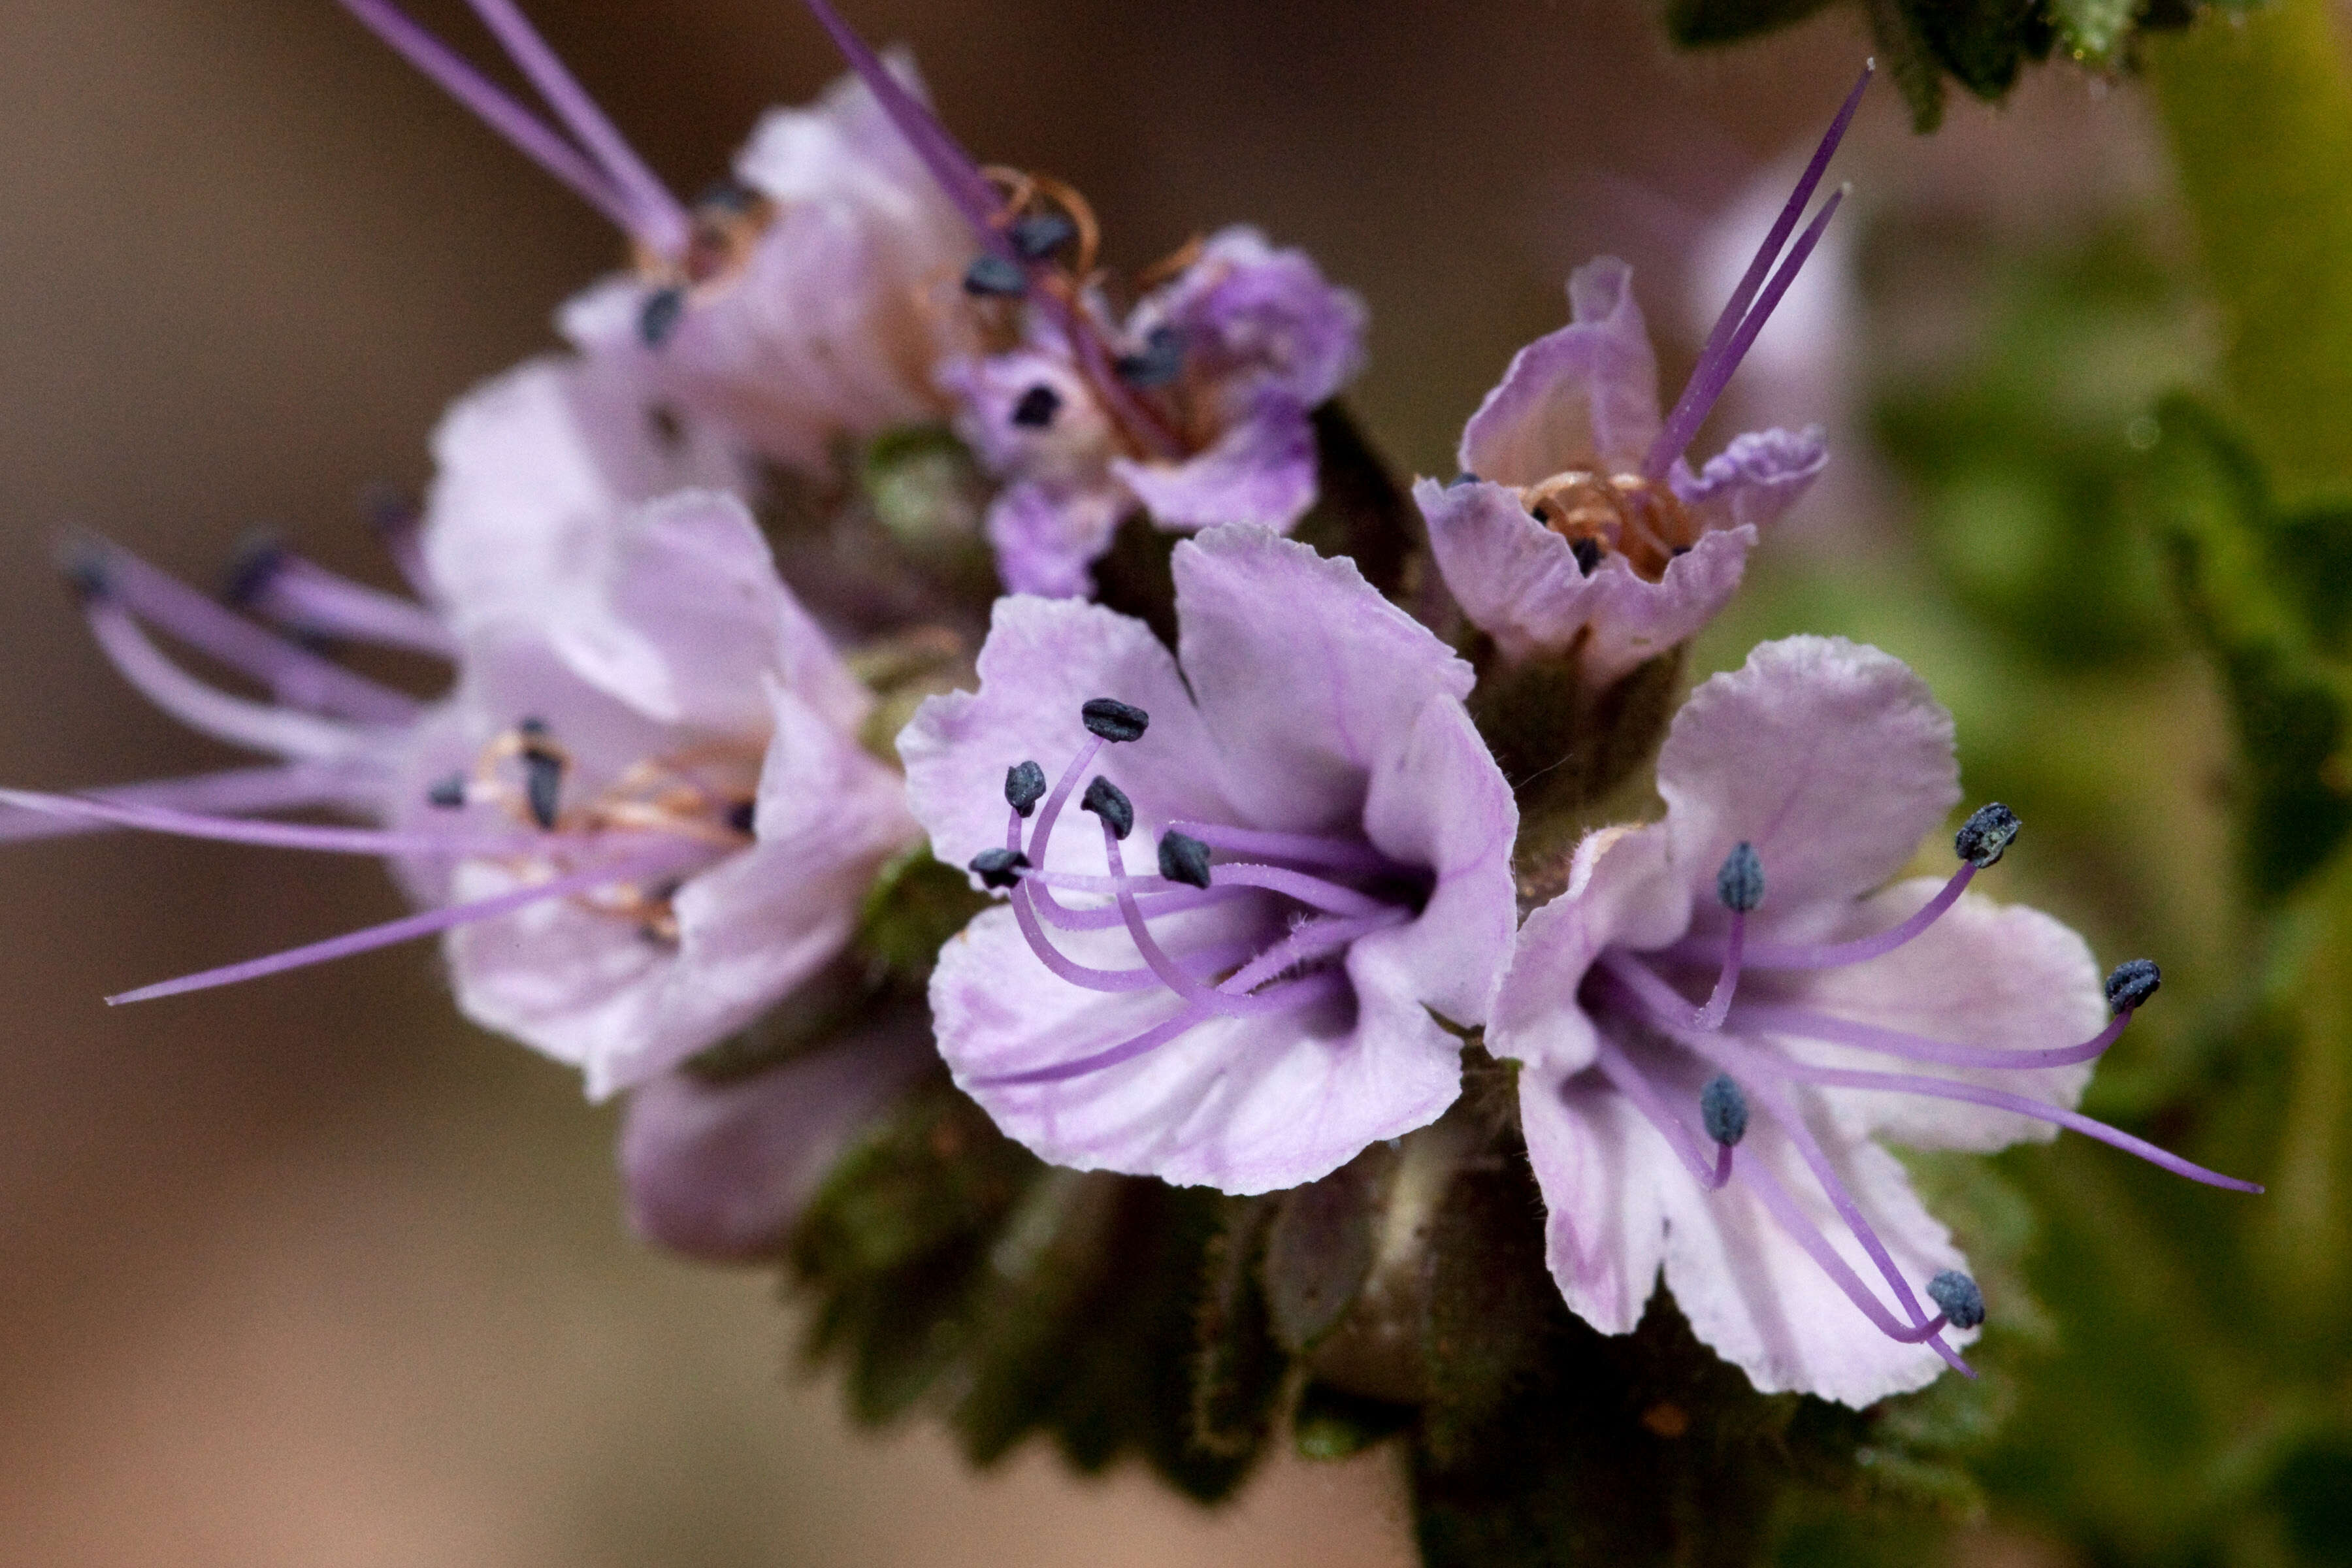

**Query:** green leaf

left=2049, top=0, right=2138, bottom=60
left=1262, top=1147, right=1388, bottom=1353
left=1901, top=0, right=2050, bottom=100
left=2150, top=0, right=2352, bottom=502
left=1293, top=1381, right=1414, bottom=1461
left=1190, top=1196, right=1288, bottom=1461
left=854, top=845, right=990, bottom=985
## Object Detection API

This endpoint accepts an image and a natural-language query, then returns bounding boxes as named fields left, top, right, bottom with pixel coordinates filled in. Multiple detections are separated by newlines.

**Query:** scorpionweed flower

left=900, top=526, right=1518, bottom=1192
left=1486, top=636, right=2259, bottom=1405
left=339, top=0, right=975, bottom=472
left=802, top=0, right=1367, bottom=598
left=1413, top=70, right=1865, bottom=687
left=8, top=359, right=911, bottom=1098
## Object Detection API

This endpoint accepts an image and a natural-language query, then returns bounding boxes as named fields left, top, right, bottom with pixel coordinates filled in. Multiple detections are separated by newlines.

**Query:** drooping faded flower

left=1411, top=70, right=1870, bottom=688
left=800, top=0, right=1367, bottom=598
left=1485, top=636, right=2259, bottom=1405
left=898, top=526, right=1518, bottom=1192
left=339, top=0, right=975, bottom=472
left=8, top=361, right=912, bottom=1098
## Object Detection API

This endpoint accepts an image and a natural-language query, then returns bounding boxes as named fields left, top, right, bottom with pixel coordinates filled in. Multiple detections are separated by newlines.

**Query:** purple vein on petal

left=105, top=847, right=685, bottom=1005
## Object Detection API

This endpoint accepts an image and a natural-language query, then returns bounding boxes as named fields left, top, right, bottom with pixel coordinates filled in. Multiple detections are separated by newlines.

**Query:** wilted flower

left=339, top=0, right=975, bottom=471
left=8, top=359, right=912, bottom=1098
left=801, top=0, right=1366, bottom=597
left=898, top=526, right=1517, bottom=1192
left=1412, top=71, right=1869, bottom=688
left=1484, top=636, right=2258, bottom=1405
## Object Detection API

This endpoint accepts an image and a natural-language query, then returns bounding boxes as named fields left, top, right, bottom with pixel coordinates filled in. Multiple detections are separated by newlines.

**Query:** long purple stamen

left=83, top=541, right=420, bottom=724
left=1166, top=821, right=1403, bottom=875
left=235, top=549, right=458, bottom=659
left=1641, top=60, right=1870, bottom=481
left=0, top=787, right=581, bottom=859
left=1729, top=1002, right=2132, bottom=1071
left=1100, top=819, right=1351, bottom=1018
left=106, top=845, right=691, bottom=1006
left=82, top=602, right=376, bottom=761
left=333, top=0, right=644, bottom=235
left=459, top=0, right=690, bottom=254
left=0, top=762, right=372, bottom=844
left=1666, top=860, right=1976, bottom=972
left=1694, top=907, right=1746, bottom=1030
left=1591, top=1033, right=1732, bottom=1190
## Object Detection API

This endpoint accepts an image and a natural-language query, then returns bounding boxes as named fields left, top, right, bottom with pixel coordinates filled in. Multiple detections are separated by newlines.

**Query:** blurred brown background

left=0, top=2, right=2162, bottom=1562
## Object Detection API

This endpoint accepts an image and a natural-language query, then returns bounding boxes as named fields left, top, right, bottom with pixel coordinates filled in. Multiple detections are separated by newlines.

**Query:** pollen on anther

left=1081, top=698, right=1149, bottom=743
left=963, top=254, right=1028, bottom=297
left=1716, top=841, right=1764, bottom=913
left=970, top=846, right=1030, bottom=889
left=2104, top=958, right=2160, bottom=1015
left=1927, top=1270, right=1985, bottom=1330
left=1081, top=776, right=1135, bottom=840
left=1158, top=830, right=1213, bottom=889
left=1011, top=385, right=1062, bottom=429
left=1955, top=802, right=2021, bottom=868
left=427, top=774, right=467, bottom=809
left=1005, top=760, right=1048, bottom=817
left=1701, top=1074, right=1749, bottom=1147
left=1114, top=326, right=1184, bottom=389
left=638, top=287, right=686, bottom=348
left=1007, top=211, right=1077, bottom=261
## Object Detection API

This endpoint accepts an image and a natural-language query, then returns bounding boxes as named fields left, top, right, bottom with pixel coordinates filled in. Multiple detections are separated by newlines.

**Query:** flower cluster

left=16, top=1, right=2255, bottom=1441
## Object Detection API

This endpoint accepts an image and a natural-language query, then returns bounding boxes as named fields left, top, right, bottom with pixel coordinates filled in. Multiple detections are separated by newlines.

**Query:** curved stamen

left=973, top=969, right=1348, bottom=1086
left=0, top=787, right=590, bottom=858
left=1013, top=736, right=1103, bottom=924
left=1165, top=820, right=1403, bottom=875
left=82, top=603, right=376, bottom=761
left=234, top=549, right=457, bottom=659
left=1100, top=820, right=1339, bottom=1017
left=1643, top=59, right=1871, bottom=481
left=1591, top=1033, right=1732, bottom=1190
left=1729, top=1002, right=2131, bottom=1071
left=106, top=844, right=694, bottom=1006
left=1006, top=881, right=1252, bottom=994
left=82, top=543, right=420, bottom=723
left=1666, top=860, right=1977, bottom=972
left=459, top=0, right=690, bottom=254
left=1695, top=908, right=1746, bottom=1030
left=333, top=0, right=642, bottom=233
left=0, top=762, right=375, bottom=844
left=1025, top=859, right=1391, bottom=918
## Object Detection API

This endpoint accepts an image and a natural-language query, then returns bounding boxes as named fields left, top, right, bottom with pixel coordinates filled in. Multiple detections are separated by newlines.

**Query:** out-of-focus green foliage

left=1661, top=0, right=2255, bottom=130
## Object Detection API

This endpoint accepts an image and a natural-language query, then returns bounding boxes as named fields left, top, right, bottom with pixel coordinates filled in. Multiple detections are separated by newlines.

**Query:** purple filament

left=0, top=787, right=578, bottom=859
left=1100, top=819, right=1356, bottom=1018
left=106, top=845, right=689, bottom=1006
left=84, top=603, right=377, bottom=762
left=1592, top=1032, right=1732, bottom=1191
left=1729, top=1001, right=2131, bottom=1071
left=1667, top=860, right=1976, bottom=972
left=334, top=0, right=643, bottom=236
left=1007, top=880, right=1250, bottom=993
left=0, top=762, right=372, bottom=844
left=1693, top=907, right=1746, bottom=1030
left=90, top=542, right=420, bottom=724
left=1167, top=820, right=1402, bottom=875
left=243, top=554, right=458, bottom=659
left=459, top=0, right=689, bottom=254
left=1642, top=59, right=1871, bottom=481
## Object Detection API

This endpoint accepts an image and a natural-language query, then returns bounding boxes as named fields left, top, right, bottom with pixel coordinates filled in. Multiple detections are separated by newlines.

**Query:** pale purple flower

left=1486, top=636, right=2259, bottom=1405
left=794, top=1, right=1365, bottom=597
left=5, top=361, right=913, bottom=1099
left=620, top=1009, right=936, bottom=1261
left=942, top=228, right=1365, bottom=596
left=1412, top=71, right=1872, bottom=687
left=338, top=0, right=975, bottom=472
left=898, top=525, right=1518, bottom=1192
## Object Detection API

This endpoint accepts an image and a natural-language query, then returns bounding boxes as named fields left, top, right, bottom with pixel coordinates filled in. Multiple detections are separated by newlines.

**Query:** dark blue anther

left=1955, top=802, right=2021, bottom=868
left=427, top=774, right=467, bottom=809
left=962, top=254, right=1028, bottom=297
left=727, top=800, right=757, bottom=835
left=1700, top=1075, right=1749, bottom=1147
left=523, top=749, right=564, bottom=830
left=1113, top=325, right=1185, bottom=389
left=2104, top=958, right=2161, bottom=1016
left=1007, top=211, right=1077, bottom=261
left=1158, top=830, right=1213, bottom=889
left=221, top=537, right=288, bottom=608
left=517, top=717, right=549, bottom=738
left=1005, top=760, right=1048, bottom=818
left=1081, top=776, right=1135, bottom=840
left=1716, top=841, right=1764, bottom=913
left=1571, top=536, right=1602, bottom=576
left=694, top=177, right=759, bottom=213
left=1081, top=698, right=1149, bottom=743
left=1446, top=471, right=1481, bottom=489
left=638, top=286, right=687, bottom=348
left=970, top=846, right=1030, bottom=889
left=1011, top=384, right=1062, bottom=429
left=58, top=547, right=110, bottom=603
left=1927, top=1270, right=1985, bottom=1330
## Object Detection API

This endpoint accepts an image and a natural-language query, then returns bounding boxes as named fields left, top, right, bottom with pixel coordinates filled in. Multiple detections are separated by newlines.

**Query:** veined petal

left=1113, top=395, right=1318, bottom=533
left=1460, top=256, right=1661, bottom=484
left=1673, top=425, right=1829, bottom=534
